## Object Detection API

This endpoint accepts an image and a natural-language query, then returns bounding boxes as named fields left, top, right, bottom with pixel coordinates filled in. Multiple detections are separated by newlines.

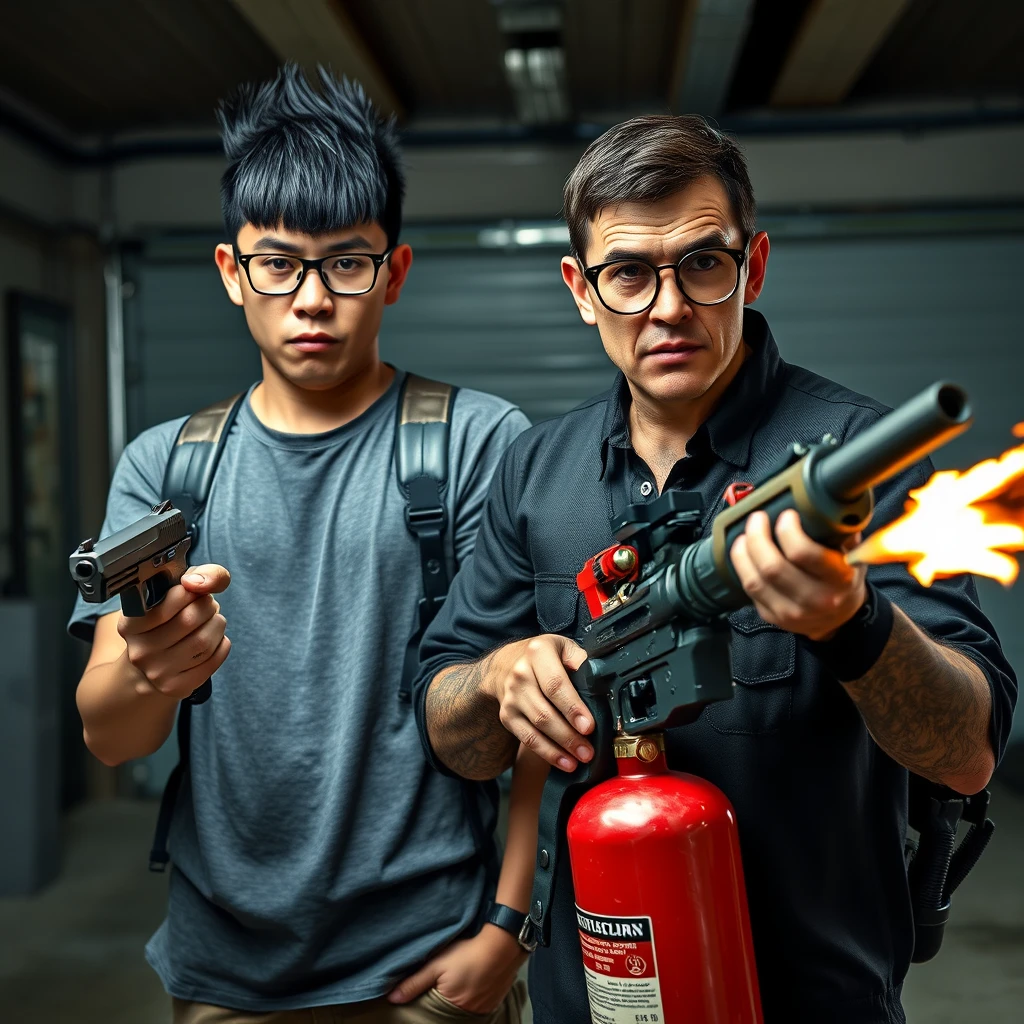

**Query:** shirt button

left=639, top=481, right=653, bottom=497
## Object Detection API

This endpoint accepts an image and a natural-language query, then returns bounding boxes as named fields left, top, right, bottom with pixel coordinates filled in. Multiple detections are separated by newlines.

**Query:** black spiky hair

left=217, top=64, right=404, bottom=246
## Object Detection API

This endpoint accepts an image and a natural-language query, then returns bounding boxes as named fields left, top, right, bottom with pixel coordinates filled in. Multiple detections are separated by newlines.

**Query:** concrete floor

left=1, top=785, right=1022, bottom=1023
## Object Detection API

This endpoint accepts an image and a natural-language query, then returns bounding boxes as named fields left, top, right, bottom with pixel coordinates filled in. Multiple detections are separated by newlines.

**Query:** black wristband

left=801, top=583, right=894, bottom=683
left=486, top=902, right=535, bottom=952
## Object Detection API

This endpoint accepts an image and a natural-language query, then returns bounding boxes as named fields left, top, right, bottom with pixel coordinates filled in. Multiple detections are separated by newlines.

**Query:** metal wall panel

left=378, top=250, right=613, bottom=421
left=125, top=248, right=260, bottom=434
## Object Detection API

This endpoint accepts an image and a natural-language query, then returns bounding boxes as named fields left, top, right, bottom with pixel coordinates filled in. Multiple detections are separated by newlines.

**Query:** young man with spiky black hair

left=69, top=65, right=532, bottom=1023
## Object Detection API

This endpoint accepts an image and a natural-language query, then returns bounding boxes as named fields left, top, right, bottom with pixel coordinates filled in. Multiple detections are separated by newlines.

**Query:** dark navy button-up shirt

left=413, top=309, right=1017, bottom=1024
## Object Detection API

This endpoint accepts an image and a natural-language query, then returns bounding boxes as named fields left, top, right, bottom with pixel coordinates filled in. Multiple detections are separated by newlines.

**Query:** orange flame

left=848, top=426, right=1024, bottom=586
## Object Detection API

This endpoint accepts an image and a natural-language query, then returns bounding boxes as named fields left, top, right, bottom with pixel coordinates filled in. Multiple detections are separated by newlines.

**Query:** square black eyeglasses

left=236, top=249, right=394, bottom=296
left=582, top=246, right=746, bottom=315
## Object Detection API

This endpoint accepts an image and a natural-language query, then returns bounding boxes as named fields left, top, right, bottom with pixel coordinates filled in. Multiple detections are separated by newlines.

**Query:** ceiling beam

left=227, top=0, right=403, bottom=118
left=670, top=0, right=756, bottom=117
left=771, top=0, right=914, bottom=107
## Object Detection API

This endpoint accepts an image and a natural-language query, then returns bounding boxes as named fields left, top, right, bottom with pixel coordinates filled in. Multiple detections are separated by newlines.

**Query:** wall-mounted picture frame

left=3, top=292, right=78, bottom=599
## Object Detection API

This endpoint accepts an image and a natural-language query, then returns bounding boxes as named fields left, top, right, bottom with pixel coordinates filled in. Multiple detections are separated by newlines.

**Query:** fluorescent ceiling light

left=504, top=46, right=569, bottom=123
left=478, top=223, right=570, bottom=247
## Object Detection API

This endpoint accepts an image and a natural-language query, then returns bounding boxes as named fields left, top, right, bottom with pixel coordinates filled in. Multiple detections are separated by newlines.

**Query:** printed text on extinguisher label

left=576, top=907, right=665, bottom=1024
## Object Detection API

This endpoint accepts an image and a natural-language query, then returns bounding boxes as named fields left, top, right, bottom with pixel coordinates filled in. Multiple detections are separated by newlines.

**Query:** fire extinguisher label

left=575, top=906, right=665, bottom=1024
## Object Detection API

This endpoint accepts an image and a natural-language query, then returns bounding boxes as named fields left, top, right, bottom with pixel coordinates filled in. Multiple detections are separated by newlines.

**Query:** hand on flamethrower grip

left=484, top=634, right=596, bottom=772
left=116, top=564, right=233, bottom=701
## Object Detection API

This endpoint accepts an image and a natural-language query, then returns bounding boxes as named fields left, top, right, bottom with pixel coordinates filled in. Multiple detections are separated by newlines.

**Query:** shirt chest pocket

left=534, top=575, right=586, bottom=637
left=705, top=604, right=797, bottom=736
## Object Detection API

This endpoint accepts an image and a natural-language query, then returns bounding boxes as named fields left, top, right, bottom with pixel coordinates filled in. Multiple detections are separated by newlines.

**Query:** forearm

left=426, top=649, right=519, bottom=781
left=842, top=605, right=995, bottom=793
left=494, top=746, right=549, bottom=913
left=76, top=654, right=180, bottom=767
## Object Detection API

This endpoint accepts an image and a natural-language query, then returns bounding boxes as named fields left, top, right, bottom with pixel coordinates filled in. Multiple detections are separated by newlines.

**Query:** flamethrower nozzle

left=673, top=381, right=973, bottom=617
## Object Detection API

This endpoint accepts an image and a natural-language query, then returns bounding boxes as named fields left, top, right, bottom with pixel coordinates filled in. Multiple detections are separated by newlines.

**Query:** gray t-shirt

left=68, top=371, right=529, bottom=1011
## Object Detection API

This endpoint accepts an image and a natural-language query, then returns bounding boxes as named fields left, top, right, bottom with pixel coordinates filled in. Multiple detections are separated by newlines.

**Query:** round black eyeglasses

left=236, top=249, right=393, bottom=296
left=583, top=247, right=746, bottom=315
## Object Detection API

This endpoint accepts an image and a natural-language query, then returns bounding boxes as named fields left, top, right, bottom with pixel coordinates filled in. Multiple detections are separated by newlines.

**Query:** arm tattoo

left=842, top=606, right=993, bottom=788
left=426, top=656, right=517, bottom=780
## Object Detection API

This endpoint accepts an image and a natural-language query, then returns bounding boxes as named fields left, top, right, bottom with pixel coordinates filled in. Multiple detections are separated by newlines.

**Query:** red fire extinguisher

left=566, top=729, right=763, bottom=1023
left=547, top=527, right=763, bottom=1023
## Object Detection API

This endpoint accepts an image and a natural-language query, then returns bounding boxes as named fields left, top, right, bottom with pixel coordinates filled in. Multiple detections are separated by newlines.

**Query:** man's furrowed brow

left=250, top=234, right=376, bottom=253
left=599, top=246, right=657, bottom=264
left=678, top=231, right=733, bottom=255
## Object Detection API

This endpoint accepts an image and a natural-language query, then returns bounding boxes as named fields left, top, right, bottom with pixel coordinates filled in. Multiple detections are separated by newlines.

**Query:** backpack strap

left=164, top=393, right=246, bottom=548
left=148, top=681, right=196, bottom=871
left=148, top=392, right=245, bottom=873
left=392, top=374, right=499, bottom=913
left=395, top=374, right=458, bottom=702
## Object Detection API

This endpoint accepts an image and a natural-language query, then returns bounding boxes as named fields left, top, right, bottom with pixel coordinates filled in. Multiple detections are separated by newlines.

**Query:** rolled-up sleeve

left=412, top=437, right=539, bottom=774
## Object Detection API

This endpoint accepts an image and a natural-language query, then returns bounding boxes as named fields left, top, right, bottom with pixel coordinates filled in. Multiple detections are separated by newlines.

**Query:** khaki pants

left=171, top=981, right=527, bottom=1024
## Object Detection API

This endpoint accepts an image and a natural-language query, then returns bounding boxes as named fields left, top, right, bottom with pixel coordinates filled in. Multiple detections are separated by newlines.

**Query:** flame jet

left=849, top=428, right=1024, bottom=586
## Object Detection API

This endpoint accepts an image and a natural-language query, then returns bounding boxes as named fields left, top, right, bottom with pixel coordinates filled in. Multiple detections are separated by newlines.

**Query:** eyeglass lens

left=595, top=249, right=739, bottom=313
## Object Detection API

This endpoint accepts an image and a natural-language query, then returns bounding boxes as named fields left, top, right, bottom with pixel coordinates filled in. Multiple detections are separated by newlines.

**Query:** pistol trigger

left=146, top=573, right=172, bottom=608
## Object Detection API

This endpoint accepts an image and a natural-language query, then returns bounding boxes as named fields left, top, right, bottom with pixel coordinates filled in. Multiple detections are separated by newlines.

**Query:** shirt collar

left=599, top=308, right=785, bottom=477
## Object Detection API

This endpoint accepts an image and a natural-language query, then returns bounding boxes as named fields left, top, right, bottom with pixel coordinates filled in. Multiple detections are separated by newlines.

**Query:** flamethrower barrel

left=673, top=381, right=973, bottom=618
left=815, top=382, right=972, bottom=501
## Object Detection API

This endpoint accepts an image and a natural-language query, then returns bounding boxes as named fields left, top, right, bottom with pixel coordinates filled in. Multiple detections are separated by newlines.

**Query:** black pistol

left=69, top=500, right=211, bottom=704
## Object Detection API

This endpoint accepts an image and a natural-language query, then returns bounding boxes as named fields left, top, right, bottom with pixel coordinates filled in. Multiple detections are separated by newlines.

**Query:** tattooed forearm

left=426, top=657, right=518, bottom=780
left=842, top=606, right=994, bottom=792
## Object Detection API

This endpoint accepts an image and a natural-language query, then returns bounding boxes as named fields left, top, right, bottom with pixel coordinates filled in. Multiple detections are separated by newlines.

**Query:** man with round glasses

left=413, top=116, right=1015, bottom=1022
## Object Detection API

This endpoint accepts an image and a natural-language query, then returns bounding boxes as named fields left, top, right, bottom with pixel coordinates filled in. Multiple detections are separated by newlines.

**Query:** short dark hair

left=563, top=115, right=756, bottom=260
left=217, top=64, right=404, bottom=247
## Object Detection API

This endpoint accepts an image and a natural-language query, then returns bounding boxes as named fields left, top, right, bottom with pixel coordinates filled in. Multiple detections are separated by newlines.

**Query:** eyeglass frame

left=234, top=247, right=394, bottom=297
left=580, top=246, right=747, bottom=316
